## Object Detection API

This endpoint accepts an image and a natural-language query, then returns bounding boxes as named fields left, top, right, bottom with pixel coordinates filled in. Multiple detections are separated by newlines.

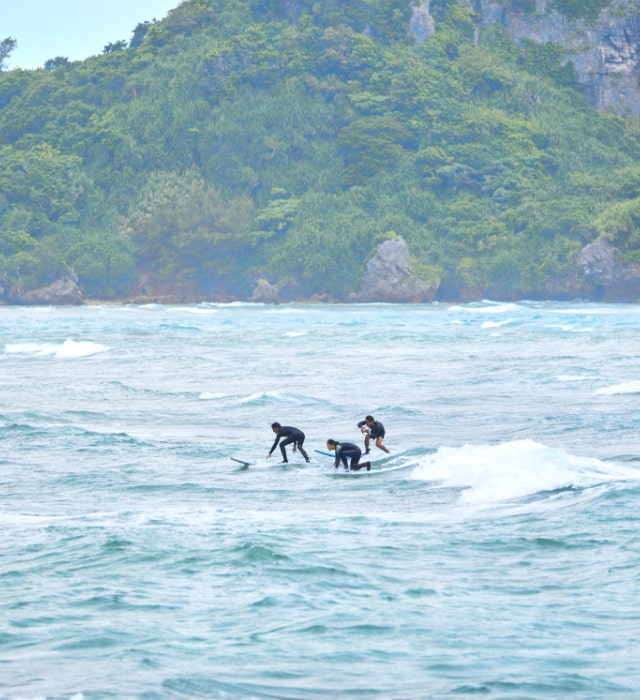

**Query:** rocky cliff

left=412, top=0, right=640, bottom=116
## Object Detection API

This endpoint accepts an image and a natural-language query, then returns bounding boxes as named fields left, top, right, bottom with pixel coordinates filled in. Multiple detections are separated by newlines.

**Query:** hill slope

left=2, top=0, right=640, bottom=303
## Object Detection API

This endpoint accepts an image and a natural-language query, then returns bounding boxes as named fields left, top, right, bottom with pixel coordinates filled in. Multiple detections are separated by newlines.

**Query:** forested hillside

left=2, top=0, right=640, bottom=303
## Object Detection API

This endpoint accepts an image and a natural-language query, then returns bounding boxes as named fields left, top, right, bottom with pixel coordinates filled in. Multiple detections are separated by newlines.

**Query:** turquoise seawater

left=1, top=302, right=639, bottom=699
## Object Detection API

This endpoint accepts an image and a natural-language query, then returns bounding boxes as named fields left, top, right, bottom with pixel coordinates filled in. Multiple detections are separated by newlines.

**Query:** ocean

left=1, top=301, right=639, bottom=699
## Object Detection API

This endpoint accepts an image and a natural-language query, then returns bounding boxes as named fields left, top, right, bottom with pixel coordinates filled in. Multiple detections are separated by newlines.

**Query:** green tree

left=0, top=144, right=87, bottom=226
left=338, top=116, right=417, bottom=186
left=0, top=37, right=17, bottom=72
left=62, top=230, right=137, bottom=298
left=130, top=21, right=154, bottom=49
left=131, top=176, right=254, bottom=296
left=44, top=56, right=70, bottom=71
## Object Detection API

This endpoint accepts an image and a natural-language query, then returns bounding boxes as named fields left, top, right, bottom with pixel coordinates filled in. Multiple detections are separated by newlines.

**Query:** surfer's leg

left=297, top=439, right=310, bottom=463
left=350, top=448, right=364, bottom=470
left=280, top=437, right=294, bottom=462
left=375, top=436, right=389, bottom=453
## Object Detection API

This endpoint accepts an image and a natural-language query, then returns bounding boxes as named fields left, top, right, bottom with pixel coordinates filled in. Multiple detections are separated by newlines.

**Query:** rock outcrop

left=409, top=0, right=436, bottom=44
left=576, top=236, right=640, bottom=301
left=354, top=237, right=438, bottom=303
left=8, top=276, right=83, bottom=305
left=250, top=278, right=281, bottom=303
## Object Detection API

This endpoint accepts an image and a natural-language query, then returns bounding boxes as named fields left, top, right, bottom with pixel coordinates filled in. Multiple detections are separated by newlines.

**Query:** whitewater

left=1, top=301, right=639, bottom=699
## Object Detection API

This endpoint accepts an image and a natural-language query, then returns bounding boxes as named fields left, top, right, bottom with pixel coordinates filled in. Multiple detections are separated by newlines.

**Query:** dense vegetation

left=2, top=0, right=640, bottom=302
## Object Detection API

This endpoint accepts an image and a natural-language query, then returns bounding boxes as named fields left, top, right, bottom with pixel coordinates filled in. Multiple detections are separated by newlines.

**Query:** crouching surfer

left=267, top=422, right=310, bottom=463
left=357, top=415, right=390, bottom=454
left=326, top=439, right=371, bottom=472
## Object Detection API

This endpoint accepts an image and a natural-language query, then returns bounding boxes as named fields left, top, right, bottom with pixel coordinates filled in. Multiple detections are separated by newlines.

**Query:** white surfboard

left=230, top=456, right=253, bottom=468
left=231, top=456, right=308, bottom=469
left=330, top=463, right=414, bottom=477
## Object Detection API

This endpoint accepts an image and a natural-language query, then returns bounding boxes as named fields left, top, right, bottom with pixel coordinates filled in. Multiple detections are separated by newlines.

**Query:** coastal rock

left=250, top=278, right=281, bottom=303
left=8, top=276, right=83, bottom=305
left=577, top=237, right=640, bottom=301
left=355, top=237, right=438, bottom=303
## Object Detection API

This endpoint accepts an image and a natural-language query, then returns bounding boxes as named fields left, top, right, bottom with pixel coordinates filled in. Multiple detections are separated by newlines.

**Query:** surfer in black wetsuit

left=357, top=415, right=390, bottom=454
left=326, top=439, right=371, bottom=472
left=267, top=422, right=310, bottom=463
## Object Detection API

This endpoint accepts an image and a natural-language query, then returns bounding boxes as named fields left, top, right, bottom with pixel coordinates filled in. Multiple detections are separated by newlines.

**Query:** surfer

left=357, top=415, right=390, bottom=454
left=326, top=439, right=371, bottom=472
left=267, top=422, right=311, bottom=463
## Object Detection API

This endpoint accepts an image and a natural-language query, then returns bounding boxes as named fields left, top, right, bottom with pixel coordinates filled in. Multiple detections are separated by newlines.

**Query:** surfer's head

left=271, top=422, right=281, bottom=433
left=327, top=439, right=338, bottom=449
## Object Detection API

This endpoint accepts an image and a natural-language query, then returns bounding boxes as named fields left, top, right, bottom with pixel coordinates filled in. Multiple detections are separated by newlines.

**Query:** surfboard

left=315, top=448, right=409, bottom=476
left=231, top=456, right=307, bottom=469
left=315, top=449, right=335, bottom=458
left=330, top=463, right=414, bottom=477
left=230, top=456, right=253, bottom=468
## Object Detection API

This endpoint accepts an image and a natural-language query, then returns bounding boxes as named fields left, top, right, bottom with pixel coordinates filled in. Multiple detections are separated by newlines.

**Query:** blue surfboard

left=314, top=449, right=336, bottom=458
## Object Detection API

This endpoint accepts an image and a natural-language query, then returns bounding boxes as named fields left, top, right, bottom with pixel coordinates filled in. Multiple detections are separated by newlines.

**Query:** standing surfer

left=266, top=422, right=311, bottom=463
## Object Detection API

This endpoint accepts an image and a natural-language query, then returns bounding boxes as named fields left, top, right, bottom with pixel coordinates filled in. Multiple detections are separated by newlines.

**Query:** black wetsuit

left=269, top=426, right=309, bottom=462
left=357, top=419, right=385, bottom=439
left=333, top=441, right=369, bottom=471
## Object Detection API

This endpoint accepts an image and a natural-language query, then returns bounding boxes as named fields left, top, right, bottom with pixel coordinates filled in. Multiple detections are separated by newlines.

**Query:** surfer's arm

left=267, top=435, right=280, bottom=458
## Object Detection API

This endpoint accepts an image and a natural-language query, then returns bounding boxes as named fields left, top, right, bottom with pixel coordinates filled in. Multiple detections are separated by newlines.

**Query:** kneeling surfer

left=326, top=439, right=371, bottom=472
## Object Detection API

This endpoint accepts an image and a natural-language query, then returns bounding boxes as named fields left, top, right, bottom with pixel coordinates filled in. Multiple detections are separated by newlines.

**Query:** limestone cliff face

left=411, top=0, right=640, bottom=116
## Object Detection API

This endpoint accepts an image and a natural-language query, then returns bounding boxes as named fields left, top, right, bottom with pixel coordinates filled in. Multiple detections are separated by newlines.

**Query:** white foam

left=549, top=307, right=633, bottom=315
left=238, top=391, right=273, bottom=404
left=556, top=374, right=593, bottom=382
left=167, top=306, right=219, bottom=314
left=412, top=439, right=638, bottom=505
left=481, top=319, right=512, bottom=328
left=5, top=339, right=109, bottom=359
left=265, top=306, right=311, bottom=314
left=595, top=380, right=640, bottom=395
left=449, top=302, right=518, bottom=314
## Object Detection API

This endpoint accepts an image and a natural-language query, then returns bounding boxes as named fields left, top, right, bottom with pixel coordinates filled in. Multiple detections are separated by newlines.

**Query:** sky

left=2, top=0, right=182, bottom=70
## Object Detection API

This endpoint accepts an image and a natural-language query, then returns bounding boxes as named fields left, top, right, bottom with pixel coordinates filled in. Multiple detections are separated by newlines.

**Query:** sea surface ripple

left=1, top=302, right=639, bottom=699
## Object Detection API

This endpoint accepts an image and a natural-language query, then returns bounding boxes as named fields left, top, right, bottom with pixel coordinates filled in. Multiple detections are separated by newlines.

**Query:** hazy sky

left=3, top=0, right=182, bottom=70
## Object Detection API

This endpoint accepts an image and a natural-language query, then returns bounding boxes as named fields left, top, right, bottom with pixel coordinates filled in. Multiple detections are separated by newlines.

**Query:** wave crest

left=5, top=339, right=109, bottom=359
left=412, top=439, right=638, bottom=505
